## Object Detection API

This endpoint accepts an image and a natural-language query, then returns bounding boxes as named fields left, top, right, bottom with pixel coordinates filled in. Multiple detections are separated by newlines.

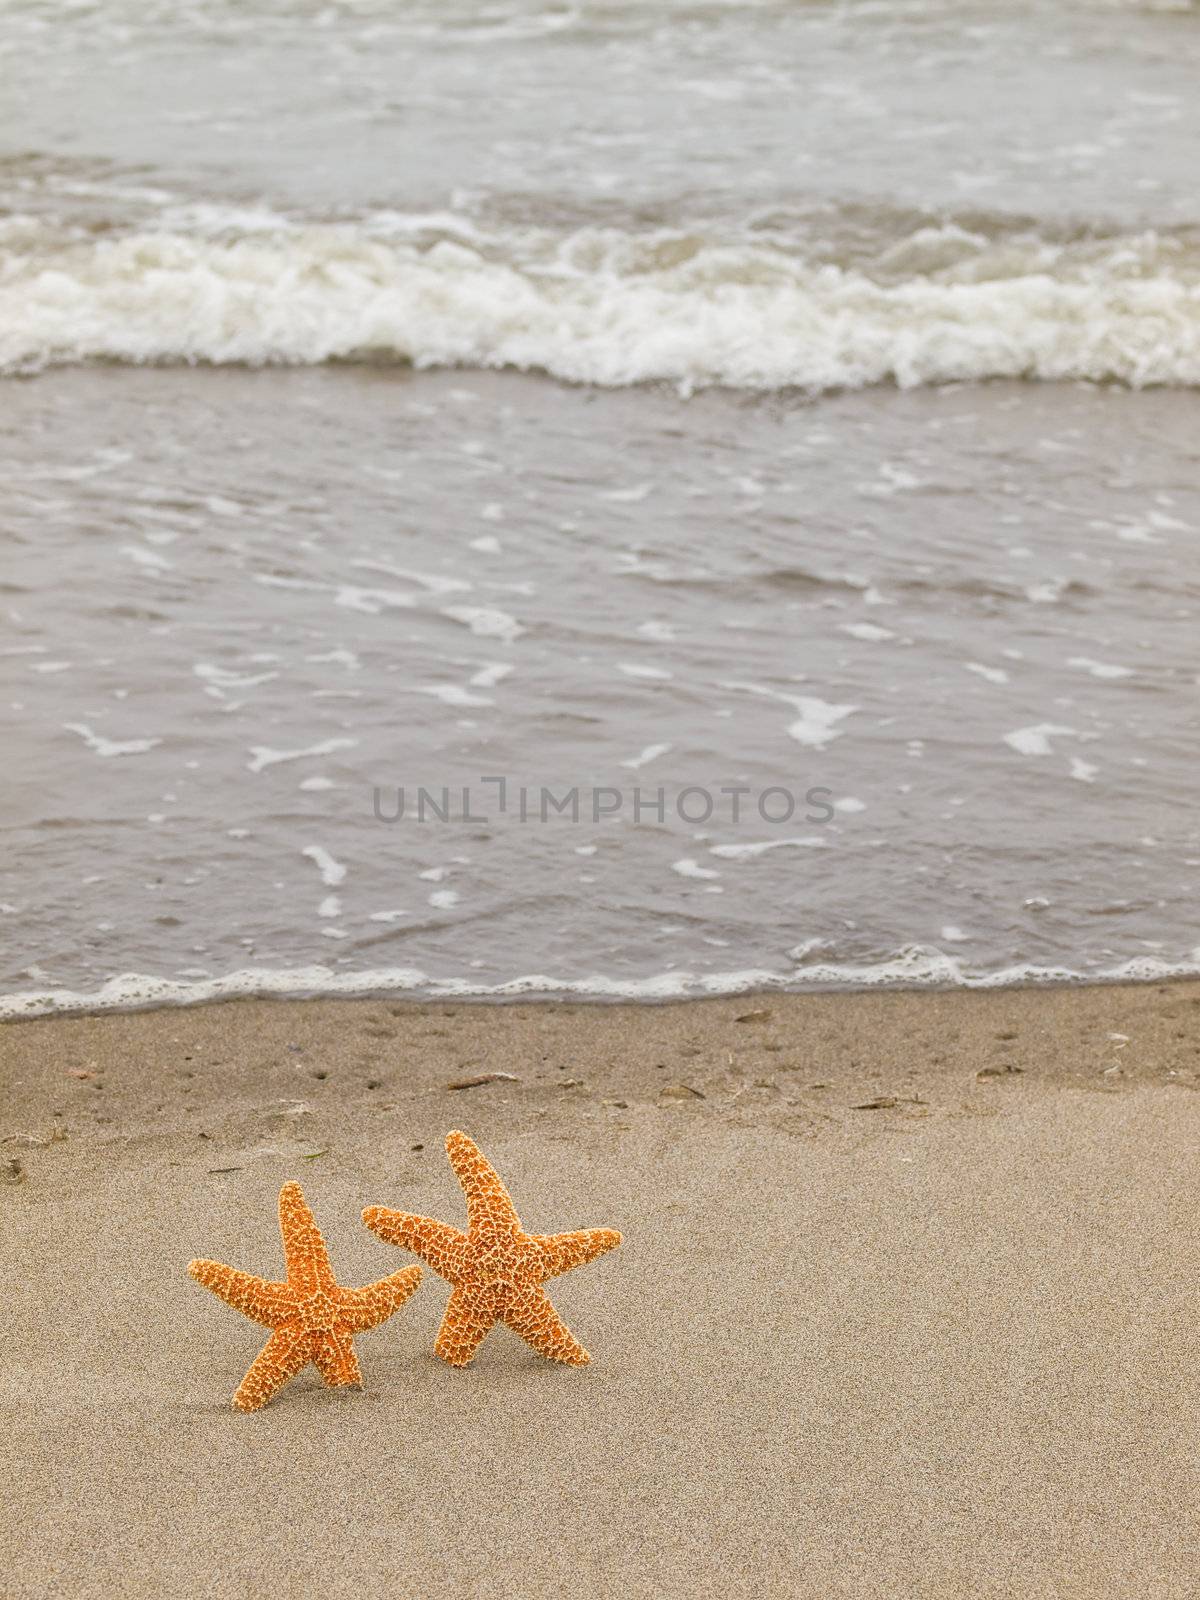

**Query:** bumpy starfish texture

left=362, top=1129, right=621, bottom=1367
left=188, top=1181, right=421, bottom=1412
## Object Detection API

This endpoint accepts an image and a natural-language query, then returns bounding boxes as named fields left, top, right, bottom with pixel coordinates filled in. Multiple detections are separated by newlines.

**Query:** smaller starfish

left=363, top=1130, right=621, bottom=1367
left=188, top=1181, right=421, bottom=1412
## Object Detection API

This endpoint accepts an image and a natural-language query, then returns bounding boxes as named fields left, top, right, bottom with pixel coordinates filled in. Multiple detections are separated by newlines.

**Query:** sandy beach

left=3, top=981, right=1197, bottom=1598
left=6, top=3, right=1199, bottom=1596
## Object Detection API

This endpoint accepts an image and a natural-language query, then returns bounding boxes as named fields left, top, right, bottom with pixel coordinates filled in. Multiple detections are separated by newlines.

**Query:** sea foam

left=4, top=947, right=1200, bottom=1021
left=4, top=219, right=1200, bottom=391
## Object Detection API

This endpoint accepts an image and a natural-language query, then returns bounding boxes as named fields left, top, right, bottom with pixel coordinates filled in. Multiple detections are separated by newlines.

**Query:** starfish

left=362, top=1130, right=622, bottom=1367
left=188, top=1180, right=421, bottom=1412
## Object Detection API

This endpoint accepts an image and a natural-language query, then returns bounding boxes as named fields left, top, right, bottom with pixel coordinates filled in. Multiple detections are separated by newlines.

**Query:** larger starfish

left=362, top=1130, right=622, bottom=1367
left=188, top=1181, right=421, bottom=1411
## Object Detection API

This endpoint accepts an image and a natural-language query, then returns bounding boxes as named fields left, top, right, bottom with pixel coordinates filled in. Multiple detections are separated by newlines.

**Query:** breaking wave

left=3, top=213, right=1200, bottom=391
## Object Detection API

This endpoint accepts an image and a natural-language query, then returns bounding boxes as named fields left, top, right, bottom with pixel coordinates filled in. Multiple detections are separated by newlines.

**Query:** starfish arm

left=503, top=1287, right=591, bottom=1366
left=232, top=1326, right=312, bottom=1412
left=361, top=1209, right=468, bottom=1284
left=313, top=1328, right=363, bottom=1390
left=434, top=1287, right=497, bottom=1367
left=278, top=1181, right=336, bottom=1295
left=532, top=1228, right=623, bottom=1280
left=338, top=1266, right=423, bottom=1331
left=187, top=1259, right=297, bottom=1327
left=446, top=1129, right=522, bottom=1233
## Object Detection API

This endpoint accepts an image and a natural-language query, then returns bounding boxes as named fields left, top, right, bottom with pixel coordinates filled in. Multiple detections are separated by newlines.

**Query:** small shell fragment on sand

left=446, top=1072, right=521, bottom=1090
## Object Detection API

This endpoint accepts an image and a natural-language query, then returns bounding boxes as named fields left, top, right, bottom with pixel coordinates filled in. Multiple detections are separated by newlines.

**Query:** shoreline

left=5, top=956, right=1200, bottom=1023
left=7, top=977, right=1200, bottom=1115
left=4, top=980, right=1199, bottom=1596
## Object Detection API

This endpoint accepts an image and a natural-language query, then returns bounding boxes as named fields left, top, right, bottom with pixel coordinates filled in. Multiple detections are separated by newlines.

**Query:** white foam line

left=351, top=559, right=471, bottom=595
left=1003, top=723, right=1078, bottom=757
left=5, top=948, right=1200, bottom=1021
left=307, top=649, right=361, bottom=670
left=248, top=738, right=357, bottom=773
left=120, top=544, right=173, bottom=571
left=441, top=605, right=525, bottom=643
left=63, top=723, right=161, bottom=758
left=617, top=662, right=673, bottom=680
left=672, top=858, right=721, bottom=880
left=709, top=837, right=830, bottom=858
left=840, top=623, right=895, bottom=642
left=195, top=662, right=278, bottom=697
left=1067, top=656, right=1134, bottom=680
left=256, top=574, right=413, bottom=617
left=470, top=662, right=513, bottom=689
left=964, top=661, right=1009, bottom=685
left=412, top=684, right=493, bottom=706
left=722, top=681, right=857, bottom=749
left=335, top=585, right=416, bottom=615
left=621, top=742, right=672, bottom=770
left=302, top=845, right=347, bottom=887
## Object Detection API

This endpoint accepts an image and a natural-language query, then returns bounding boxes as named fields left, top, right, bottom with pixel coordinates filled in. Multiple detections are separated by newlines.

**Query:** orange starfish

left=188, top=1180, right=421, bottom=1411
left=363, top=1130, right=622, bottom=1367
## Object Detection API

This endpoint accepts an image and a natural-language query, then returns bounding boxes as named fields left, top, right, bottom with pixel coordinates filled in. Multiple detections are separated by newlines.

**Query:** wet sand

left=3, top=982, right=1198, bottom=1598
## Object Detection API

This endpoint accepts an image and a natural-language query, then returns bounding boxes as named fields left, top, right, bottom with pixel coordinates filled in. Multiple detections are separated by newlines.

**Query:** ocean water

left=1, top=0, right=1198, bottom=1015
